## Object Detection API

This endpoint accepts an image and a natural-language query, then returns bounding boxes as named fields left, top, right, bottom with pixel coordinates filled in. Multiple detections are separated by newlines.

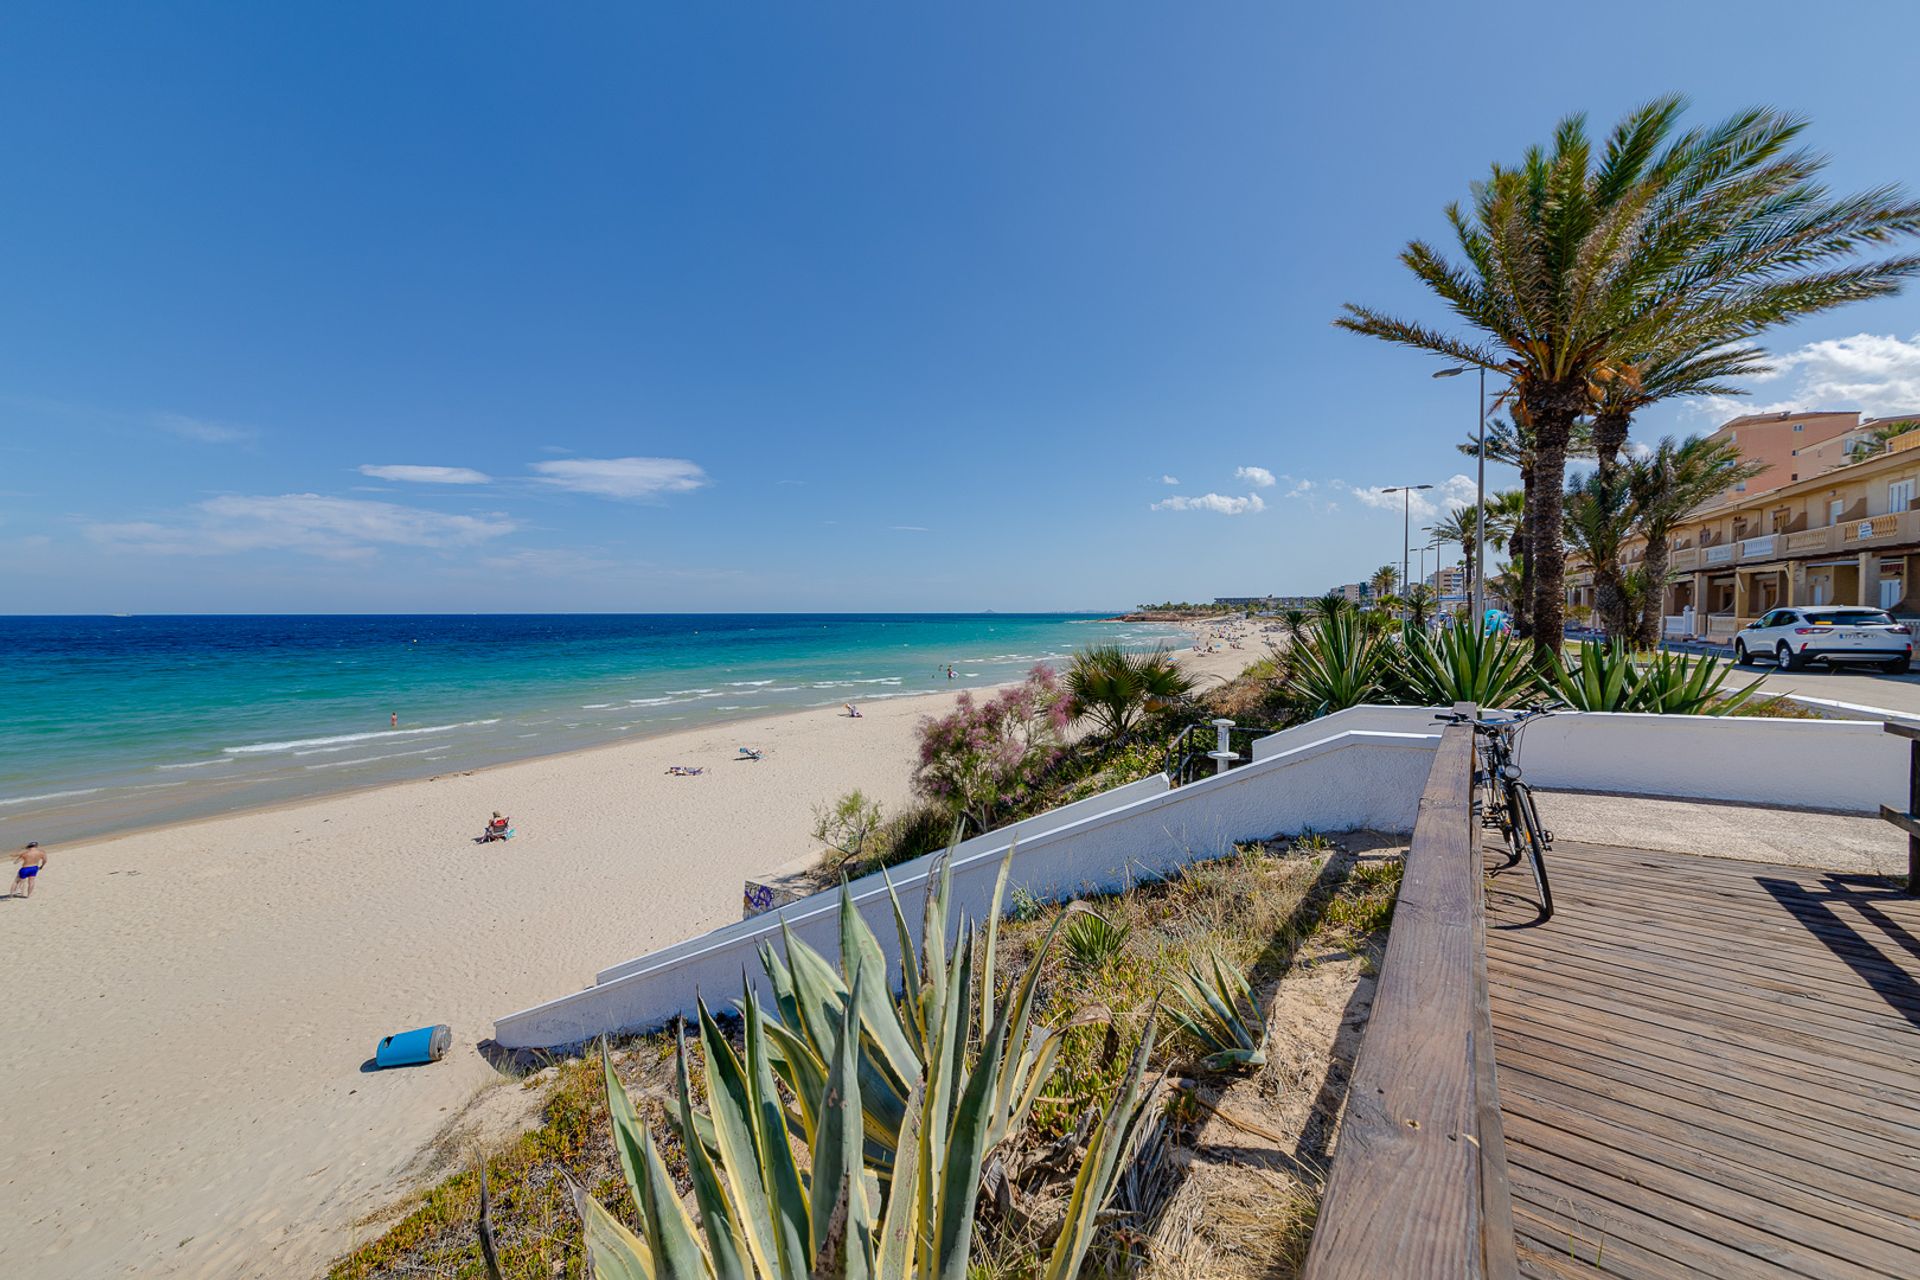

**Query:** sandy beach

left=0, top=641, right=1252, bottom=1279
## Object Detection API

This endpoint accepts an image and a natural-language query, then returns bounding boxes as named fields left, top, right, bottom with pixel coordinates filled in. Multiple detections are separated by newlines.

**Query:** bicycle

left=1435, top=705, right=1556, bottom=920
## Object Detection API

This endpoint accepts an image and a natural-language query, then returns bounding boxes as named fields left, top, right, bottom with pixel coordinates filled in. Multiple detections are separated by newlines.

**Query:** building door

left=1831, top=499, right=1846, bottom=525
left=1891, top=479, right=1916, bottom=513
left=1883, top=575, right=1904, bottom=610
left=1811, top=579, right=1828, bottom=605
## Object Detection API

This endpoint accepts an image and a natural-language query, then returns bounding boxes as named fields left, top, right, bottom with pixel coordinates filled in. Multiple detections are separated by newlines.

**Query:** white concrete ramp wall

left=595, top=772, right=1172, bottom=985
left=491, top=705, right=1910, bottom=1051
left=492, top=727, right=1440, bottom=1050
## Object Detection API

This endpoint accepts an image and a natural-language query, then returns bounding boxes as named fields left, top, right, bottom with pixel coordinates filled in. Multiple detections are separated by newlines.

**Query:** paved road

left=1717, top=657, right=1920, bottom=715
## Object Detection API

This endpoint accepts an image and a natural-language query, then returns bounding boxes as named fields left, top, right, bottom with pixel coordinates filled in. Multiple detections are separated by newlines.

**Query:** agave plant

left=1631, top=649, right=1767, bottom=716
left=1551, top=640, right=1766, bottom=715
left=575, top=846, right=1163, bottom=1279
left=1168, top=951, right=1266, bottom=1072
left=1549, top=639, right=1641, bottom=712
left=1283, top=609, right=1387, bottom=716
left=1396, top=625, right=1541, bottom=708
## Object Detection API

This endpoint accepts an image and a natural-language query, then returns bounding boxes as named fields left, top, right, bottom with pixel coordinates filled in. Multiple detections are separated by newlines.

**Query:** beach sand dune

left=0, top=644, right=1250, bottom=1278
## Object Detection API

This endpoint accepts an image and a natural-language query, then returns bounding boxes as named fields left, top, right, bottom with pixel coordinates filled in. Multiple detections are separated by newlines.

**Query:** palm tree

left=1562, top=470, right=1639, bottom=639
left=1628, top=436, right=1766, bottom=647
left=1849, top=418, right=1920, bottom=462
left=1311, top=590, right=1354, bottom=625
left=1402, top=582, right=1438, bottom=629
left=1369, top=564, right=1399, bottom=605
left=1279, top=607, right=1310, bottom=644
left=1341, top=98, right=1920, bottom=657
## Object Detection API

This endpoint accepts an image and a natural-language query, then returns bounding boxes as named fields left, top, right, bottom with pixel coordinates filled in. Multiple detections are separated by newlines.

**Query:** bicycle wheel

left=1508, top=780, right=1553, bottom=920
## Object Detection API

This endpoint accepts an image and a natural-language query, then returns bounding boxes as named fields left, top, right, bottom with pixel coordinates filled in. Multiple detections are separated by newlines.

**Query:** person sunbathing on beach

left=844, top=703, right=862, bottom=718
left=12, top=842, right=47, bottom=898
left=480, top=812, right=512, bottom=842
left=666, top=765, right=705, bottom=776
left=738, top=746, right=764, bottom=761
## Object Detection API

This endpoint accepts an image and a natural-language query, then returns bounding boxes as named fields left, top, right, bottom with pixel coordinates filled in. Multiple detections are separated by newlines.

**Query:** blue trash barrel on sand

left=375, top=1024, right=451, bottom=1068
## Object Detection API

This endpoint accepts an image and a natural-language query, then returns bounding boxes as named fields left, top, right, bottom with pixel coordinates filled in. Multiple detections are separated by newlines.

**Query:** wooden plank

left=1305, top=711, right=1517, bottom=1278
left=1487, top=932, right=1920, bottom=1055
left=1503, top=1112, right=1900, bottom=1280
left=1491, top=1018, right=1920, bottom=1174
left=1877, top=804, right=1920, bottom=841
left=1489, top=993, right=1920, bottom=1136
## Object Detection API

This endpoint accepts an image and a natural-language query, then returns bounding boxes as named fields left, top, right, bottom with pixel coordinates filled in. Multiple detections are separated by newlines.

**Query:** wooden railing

left=1302, top=707, right=1517, bottom=1279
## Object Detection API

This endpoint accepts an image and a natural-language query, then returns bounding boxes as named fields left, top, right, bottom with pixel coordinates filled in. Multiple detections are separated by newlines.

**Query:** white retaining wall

left=1516, top=711, right=1904, bottom=812
left=492, top=704, right=1911, bottom=1050
left=597, top=773, right=1172, bottom=985
left=492, top=727, right=1440, bottom=1050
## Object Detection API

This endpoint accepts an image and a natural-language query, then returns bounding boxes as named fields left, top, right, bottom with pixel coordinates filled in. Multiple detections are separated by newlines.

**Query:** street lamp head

left=1433, top=366, right=1470, bottom=378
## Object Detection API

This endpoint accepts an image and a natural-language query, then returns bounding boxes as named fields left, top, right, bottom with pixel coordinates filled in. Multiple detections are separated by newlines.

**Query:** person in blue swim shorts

left=12, top=841, right=47, bottom=898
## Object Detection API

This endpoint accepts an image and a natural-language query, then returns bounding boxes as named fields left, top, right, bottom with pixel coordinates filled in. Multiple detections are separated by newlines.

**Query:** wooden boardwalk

left=1485, top=839, right=1920, bottom=1279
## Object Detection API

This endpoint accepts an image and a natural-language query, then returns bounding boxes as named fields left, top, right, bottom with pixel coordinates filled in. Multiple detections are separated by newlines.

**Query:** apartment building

left=1565, top=421, right=1920, bottom=638
left=1427, top=564, right=1467, bottom=598
left=1701, top=409, right=1864, bottom=503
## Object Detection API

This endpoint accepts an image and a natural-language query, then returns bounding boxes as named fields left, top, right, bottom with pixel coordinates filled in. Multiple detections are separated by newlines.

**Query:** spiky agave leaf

left=571, top=1172, right=656, bottom=1280
left=1168, top=951, right=1267, bottom=1072
left=1040, top=1004, right=1163, bottom=1280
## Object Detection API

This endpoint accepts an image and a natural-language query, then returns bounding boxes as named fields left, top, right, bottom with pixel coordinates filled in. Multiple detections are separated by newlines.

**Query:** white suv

left=1733, top=607, right=1913, bottom=673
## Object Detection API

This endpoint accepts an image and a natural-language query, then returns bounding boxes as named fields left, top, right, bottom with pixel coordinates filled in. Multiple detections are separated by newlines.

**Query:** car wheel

left=1883, top=656, right=1912, bottom=675
left=1734, top=640, right=1752, bottom=666
left=1776, top=642, right=1804, bottom=671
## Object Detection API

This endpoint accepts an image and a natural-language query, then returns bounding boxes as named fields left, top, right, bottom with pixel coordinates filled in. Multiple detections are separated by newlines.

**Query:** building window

left=1892, top=479, right=1915, bottom=513
left=1794, top=423, right=1804, bottom=432
left=1735, top=481, right=1746, bottom=492
left=1791, top=473, right=1799, bottom=482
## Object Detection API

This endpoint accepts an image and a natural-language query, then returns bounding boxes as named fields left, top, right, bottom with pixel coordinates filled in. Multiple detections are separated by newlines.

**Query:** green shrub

left=1063, top=910, right=1132, bottom=970
left=1396, top=624, right=1540, bottom=708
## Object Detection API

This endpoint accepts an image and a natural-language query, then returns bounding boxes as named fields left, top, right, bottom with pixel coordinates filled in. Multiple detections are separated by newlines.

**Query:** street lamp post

left=1435, top=365, right=1489, bottom=624
left=1381, top=484, right=1433, bottom=612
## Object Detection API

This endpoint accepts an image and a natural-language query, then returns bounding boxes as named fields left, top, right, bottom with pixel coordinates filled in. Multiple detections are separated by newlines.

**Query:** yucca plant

left=1168, top=951, right=1267, bottom=1073
left=1062, top=910, right=1131, bottom=970
left=574, top=846, right=1164, bottom=1278
left=1396, top=624, right=1540, bottom=708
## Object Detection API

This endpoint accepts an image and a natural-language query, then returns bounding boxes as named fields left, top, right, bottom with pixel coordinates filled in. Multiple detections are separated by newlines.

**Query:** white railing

left=1740, top=534, right=1777, bottom=559
left=1706, top=544, right=1735, bottom=564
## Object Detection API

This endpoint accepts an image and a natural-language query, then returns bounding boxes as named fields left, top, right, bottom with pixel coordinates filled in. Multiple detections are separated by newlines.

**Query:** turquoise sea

left=0, top=613, right=1184, bottom=846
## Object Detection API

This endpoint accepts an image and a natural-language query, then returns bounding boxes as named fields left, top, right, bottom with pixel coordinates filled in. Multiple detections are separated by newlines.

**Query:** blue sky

left=4, top=2, right=1918, bottom=613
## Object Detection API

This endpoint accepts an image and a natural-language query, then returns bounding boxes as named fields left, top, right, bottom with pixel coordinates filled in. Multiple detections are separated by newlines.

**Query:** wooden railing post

left=1876, top=720, right=1920, bottom=895
left=1302, top=702, right=1518, bottom=1279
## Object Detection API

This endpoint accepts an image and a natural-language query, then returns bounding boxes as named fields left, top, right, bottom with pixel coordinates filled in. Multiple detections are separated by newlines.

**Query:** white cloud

left=87, top=494, right=516, bottom=559
left=1696, top=331, right=1920, bottom=420
left=154, top=412, right=255, bottom=445
left=1235, top=466, right=1277, bottom=488
left=1160, top=474, right=1181, bottom=485
left=1283, top=479, right=1315, bottom=498
left=1339, top=474, right=1476, bottom=522
left=479, top=547, right=617, bottom=575
left=359, top=464, right=492, bottom=485
left=1151, top=492, right=1267, bottom=516
left=530, top=456, right=709, bottom=500
left=891, top=525, right=931, bottom=532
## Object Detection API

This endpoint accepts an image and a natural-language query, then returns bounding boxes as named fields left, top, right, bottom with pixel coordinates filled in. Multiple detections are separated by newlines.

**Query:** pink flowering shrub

left=913, top=665, right=1071, bottom=834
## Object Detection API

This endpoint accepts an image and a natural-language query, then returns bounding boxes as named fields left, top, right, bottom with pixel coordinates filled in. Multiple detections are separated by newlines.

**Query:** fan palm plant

left=1344, top=97, right=1920, bottom=657
left=1627, top=435, right=1767, bottom=647
left=1310, top=590, right=1353, bottom=625
left=1065, top=645, right=1197, bottom=737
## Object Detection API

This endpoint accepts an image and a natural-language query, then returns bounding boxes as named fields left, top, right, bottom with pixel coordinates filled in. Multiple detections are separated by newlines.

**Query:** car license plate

left=1841, top=631, right=1870, bottom=639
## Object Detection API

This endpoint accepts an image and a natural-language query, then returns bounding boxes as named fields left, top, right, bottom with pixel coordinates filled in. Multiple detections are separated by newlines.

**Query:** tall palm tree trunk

left=1515, top=464, right=1536, bottom=637
left=1527, top=396, right=1581, bottom=657
left=1636, top=533, right=1671, bottom=649
left=1593, top=406, right=1630, bottom=487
